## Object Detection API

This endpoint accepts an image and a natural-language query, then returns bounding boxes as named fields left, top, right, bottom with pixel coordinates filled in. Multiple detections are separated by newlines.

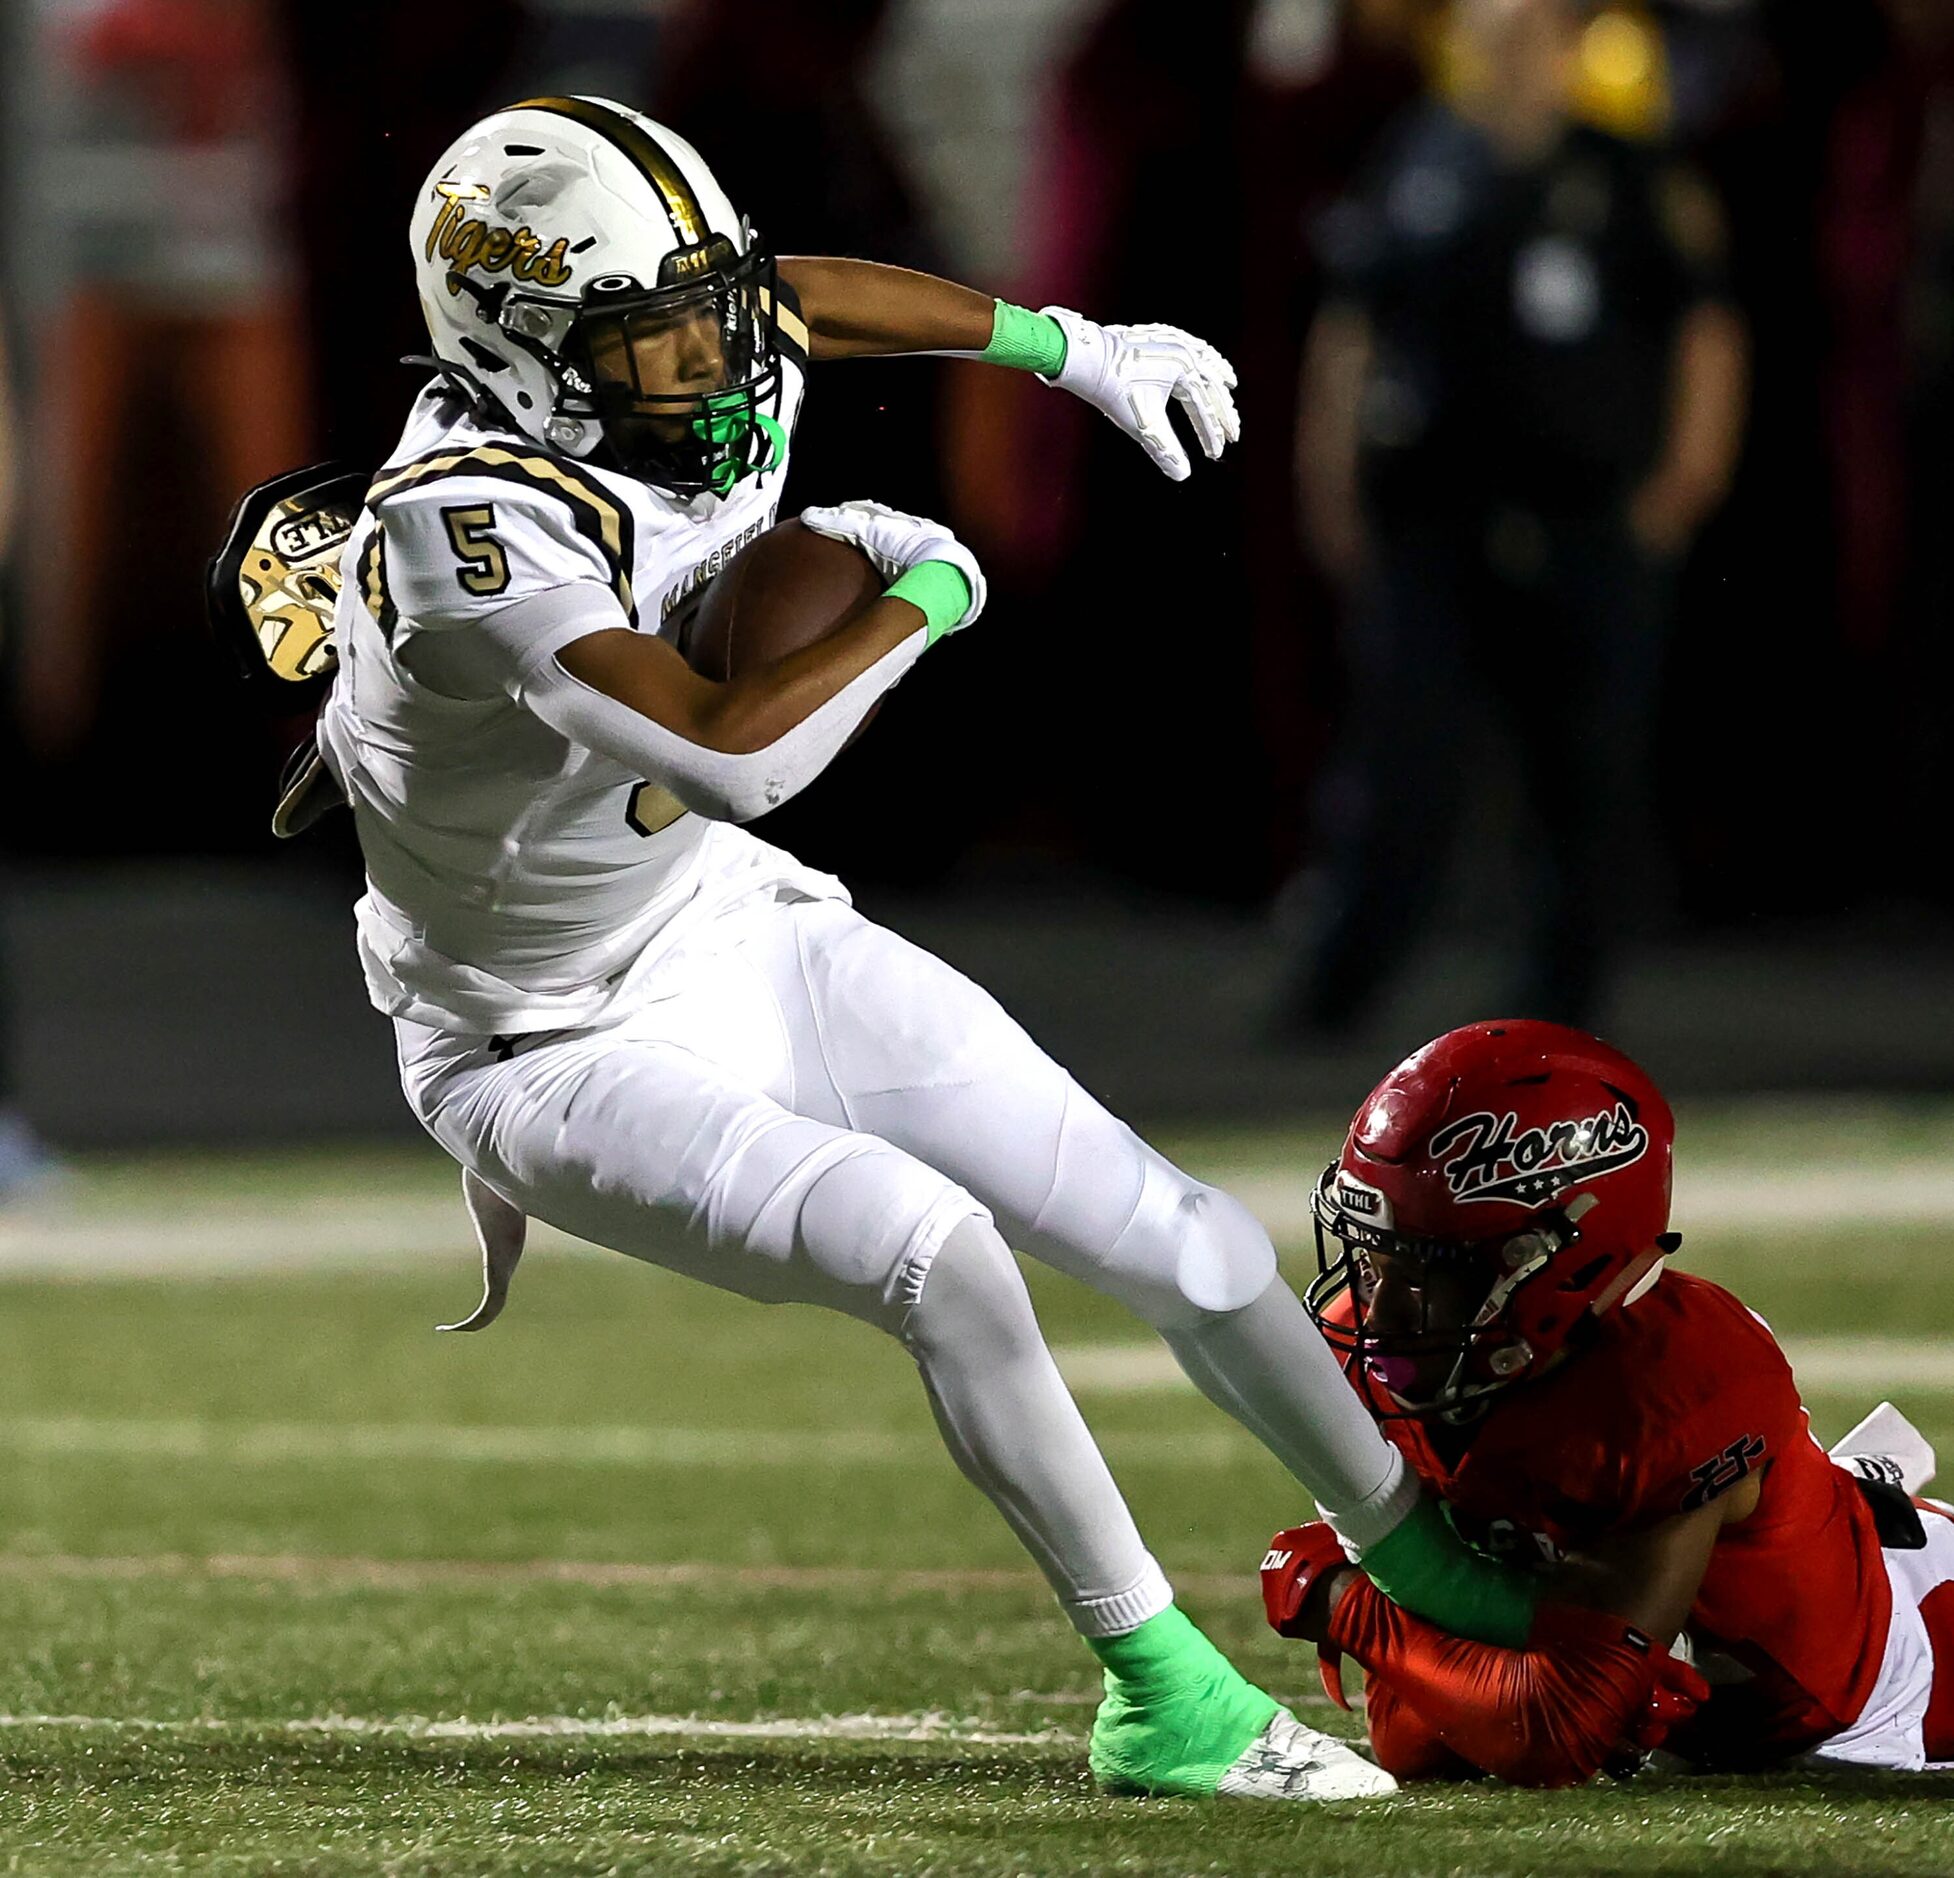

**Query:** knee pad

left=1107, top=1162, right=1277, bottom=1330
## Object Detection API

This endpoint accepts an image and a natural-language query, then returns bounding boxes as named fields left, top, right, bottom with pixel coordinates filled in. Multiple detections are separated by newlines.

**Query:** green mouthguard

left=696, top=396, right=784, bottom=494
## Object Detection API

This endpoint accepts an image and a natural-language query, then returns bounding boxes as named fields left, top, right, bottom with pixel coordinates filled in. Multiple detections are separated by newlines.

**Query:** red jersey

left=1358, top=1270, right=1891, bottom=1759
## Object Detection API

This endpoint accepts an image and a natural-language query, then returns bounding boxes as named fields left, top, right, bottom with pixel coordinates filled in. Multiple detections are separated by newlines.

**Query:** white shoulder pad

left=364, top=445, right=640, bottom=635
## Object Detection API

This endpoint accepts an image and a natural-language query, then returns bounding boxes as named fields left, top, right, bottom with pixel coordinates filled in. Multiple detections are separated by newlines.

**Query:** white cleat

left=1214, top=1708, right=1398, bottom=1801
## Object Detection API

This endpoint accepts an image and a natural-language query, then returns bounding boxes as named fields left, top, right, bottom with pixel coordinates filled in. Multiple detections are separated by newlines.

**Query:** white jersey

left=318, top=303, right=843, bottom=1034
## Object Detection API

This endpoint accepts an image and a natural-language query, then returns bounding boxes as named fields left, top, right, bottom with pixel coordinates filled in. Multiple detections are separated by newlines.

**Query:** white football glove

left=799, top=500, right=988, bottom=634
left=1039, top=307, right=1241, bottom=481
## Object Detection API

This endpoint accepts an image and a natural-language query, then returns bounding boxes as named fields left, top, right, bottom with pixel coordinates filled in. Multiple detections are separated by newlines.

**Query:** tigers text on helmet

left=1306, top=1019, right=1679, bottom=1423
left=410, top=96, right=784, bottom=496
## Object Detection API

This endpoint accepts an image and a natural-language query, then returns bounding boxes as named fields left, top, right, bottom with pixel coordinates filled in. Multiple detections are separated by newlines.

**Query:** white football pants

left=394, top=890, right=1405, bottom=1632
left=1804, top=1502, right=1954, bottom=1772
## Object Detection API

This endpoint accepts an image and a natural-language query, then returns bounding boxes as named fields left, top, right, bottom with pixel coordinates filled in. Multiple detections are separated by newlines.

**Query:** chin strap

left=400, top=354, right=507, bottom=430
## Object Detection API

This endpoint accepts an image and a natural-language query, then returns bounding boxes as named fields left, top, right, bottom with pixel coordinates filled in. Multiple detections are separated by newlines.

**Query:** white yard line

left=0, top=1414, right=1256, bottom=1469
left=1052, top=1335, right=1954, bottom=1396
left=1225, top=1162, right=1954, bottom=1243
left=0, top=1336, right=1939, bottom=1479
left=0, top=1417, right=915, bottom=1467
left=0, top=1201, right=592, bottom=1278
left=1777, top=1338, right=1954, bottom=1392
left=0, top=1551, right=1251, bottom=1603
left=1054, top=1344, right=1190, bottom=1393
left=0, top=1552, right=1038, bottom=1592
left=0, top=1709, right=1078, bottom=1747
left=6, top=1158, right=1954, bottom=1282
left=1067, top=1334, right=1954, bottom=1396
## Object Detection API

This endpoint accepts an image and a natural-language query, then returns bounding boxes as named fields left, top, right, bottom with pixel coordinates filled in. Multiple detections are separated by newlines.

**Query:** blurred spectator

left=947, top=0, right=1272, bottom=894
left=1239, top=0, right=1436, bottom=863
left=1273, top=0, right=1747, bottom=1036
left=14, top=0, right=310, bottom=808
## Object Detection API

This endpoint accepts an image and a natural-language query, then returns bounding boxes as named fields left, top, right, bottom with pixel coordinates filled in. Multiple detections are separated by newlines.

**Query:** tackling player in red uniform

left=1258, top=1020, right=1954, bottom=1784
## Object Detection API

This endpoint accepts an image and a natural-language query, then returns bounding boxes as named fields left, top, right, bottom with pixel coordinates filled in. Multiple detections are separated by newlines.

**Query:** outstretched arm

left=778, top=258, right=995, bottom=360
left=776, top=256, right=1239, bottom=481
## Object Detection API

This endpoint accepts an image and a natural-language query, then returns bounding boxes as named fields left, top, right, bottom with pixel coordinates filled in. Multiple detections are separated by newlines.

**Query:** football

left=683, top=519, right=887, bottom=697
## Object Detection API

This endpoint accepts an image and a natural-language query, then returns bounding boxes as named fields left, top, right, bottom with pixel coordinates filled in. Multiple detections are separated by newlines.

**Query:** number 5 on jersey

left=442, top=505, right=512, bottom=596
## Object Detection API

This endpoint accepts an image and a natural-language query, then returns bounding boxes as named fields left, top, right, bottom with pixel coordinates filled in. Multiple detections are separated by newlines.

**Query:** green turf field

left=5, top=1104, right=1954, bottom=1874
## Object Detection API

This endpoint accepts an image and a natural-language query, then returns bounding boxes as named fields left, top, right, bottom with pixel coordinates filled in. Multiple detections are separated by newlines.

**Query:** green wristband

left=885, top=560, right=971, bottom=647
left=1361, top=1497, right=1539, bottom=1649
left=982, top=299, right=1068, bottom=377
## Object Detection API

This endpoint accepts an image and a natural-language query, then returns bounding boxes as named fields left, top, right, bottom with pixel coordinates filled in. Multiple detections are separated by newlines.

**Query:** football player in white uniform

left=313, top=96, right=1533, bottom=1801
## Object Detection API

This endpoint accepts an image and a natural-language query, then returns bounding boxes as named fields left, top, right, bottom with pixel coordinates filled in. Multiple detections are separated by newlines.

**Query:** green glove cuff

left=885, top=560, right=971, bottom=647
left=981, top=299, right=1068, bottom=377
left=1360, top=1497, right=1539, bottom=1649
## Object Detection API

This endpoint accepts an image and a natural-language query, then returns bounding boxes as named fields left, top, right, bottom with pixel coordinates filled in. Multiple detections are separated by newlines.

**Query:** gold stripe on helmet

left=510, top=95, right=707, bottom=248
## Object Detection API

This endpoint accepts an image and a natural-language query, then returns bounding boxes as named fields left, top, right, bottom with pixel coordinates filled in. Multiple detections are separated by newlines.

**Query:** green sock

left=1086, top=1607, right=1281, bottom=1795
left=1087, top=1604, right=1211, bottom=1684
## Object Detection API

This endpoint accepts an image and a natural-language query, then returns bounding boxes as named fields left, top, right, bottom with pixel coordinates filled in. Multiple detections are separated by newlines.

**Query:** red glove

left=1260, top=1522, right=1359, bottom=1711
left=1631, top=1643, right=1711, bottom=1752
left=1259, top=1523, right=1350, bottom=1636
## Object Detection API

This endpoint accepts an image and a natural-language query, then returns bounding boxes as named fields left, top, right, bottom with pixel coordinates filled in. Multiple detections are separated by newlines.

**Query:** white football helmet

left=410, top=95, right=785, bottom=496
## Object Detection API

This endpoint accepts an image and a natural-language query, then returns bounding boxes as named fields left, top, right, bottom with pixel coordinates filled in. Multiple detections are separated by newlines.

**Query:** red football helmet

left=1306, top=1019, right=1679, bottom=1421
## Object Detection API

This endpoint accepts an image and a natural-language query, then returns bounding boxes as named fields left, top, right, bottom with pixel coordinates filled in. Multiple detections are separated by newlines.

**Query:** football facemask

left=1306, top=1164, right=1583, bottom=1423
left=540, top=247, right=784, bottom=496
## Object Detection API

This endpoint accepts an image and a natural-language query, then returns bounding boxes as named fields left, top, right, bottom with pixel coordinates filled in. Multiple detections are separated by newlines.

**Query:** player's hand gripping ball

left=1039, top=307, right=1241, bottom=481
left=799, top=500, right=987, bottom=634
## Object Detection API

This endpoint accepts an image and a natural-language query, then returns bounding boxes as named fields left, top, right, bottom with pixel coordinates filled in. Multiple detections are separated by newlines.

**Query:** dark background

left=2, top=0, right=1952, bottom=1149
